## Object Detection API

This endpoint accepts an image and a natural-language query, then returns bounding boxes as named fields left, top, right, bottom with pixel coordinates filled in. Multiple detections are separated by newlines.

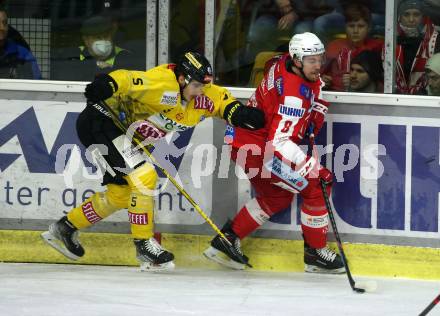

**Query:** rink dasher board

left=1, top=229, right=440, bottom=280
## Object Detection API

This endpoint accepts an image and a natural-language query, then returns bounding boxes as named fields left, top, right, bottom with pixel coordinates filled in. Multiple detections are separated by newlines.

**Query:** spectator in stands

left=321, top=3, right=383, bottom=91
left=395, top=0, right=438, bottom=94
left=52, top=15, right=136, bottom=81
left=244, top=1, right=336, bottom=63
left=313, top=0, right=385, bottom=44
left=8, top=25, right=31, bottom=51
left=349, top=50, right=383, bottom=92
left=244, top=0, right=297, bottom=63
left=419, top=52, right=440, bottom=95
left=0, top=6, right=41, bottom=79
left=290, top=0, right=340, bottom=34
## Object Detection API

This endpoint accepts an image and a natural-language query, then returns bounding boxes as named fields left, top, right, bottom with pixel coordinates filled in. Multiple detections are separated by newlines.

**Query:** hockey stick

left=95, top=101, right=235, bottom=249
left=419, top=293, right=440, bottom=315
left=309, top=133, right=376, bottom=293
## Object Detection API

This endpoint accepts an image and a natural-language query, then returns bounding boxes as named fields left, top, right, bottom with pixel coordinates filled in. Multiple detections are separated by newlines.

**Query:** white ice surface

left=0, top=263, right=439, bottom=316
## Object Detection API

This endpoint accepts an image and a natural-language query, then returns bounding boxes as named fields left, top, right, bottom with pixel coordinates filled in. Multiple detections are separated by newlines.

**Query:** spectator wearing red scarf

left=395, top=0, right=438, bottom=94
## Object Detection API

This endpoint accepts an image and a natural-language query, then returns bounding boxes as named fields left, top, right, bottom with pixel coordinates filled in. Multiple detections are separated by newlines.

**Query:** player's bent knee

left=106, top=184, right=131, bottom=209
left=125, top=162, right=158, bottom=194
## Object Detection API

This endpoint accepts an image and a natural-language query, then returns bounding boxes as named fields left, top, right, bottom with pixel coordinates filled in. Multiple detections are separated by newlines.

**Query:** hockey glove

left=318, top=166, right=333, bottom=185
left=84, top=73, right=118, bottom=104
left=308, top=98, right=329, bottom=137
left=223, top=101, right=265, bottom=130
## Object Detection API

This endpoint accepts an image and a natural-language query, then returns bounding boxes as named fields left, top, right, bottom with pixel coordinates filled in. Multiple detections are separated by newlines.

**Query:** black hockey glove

left=84, top=73, right=118, bottom=104
left=223, top=101, right=265, bottom=130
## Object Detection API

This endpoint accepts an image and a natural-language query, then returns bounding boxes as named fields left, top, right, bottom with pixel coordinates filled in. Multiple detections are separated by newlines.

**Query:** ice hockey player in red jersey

left=204, top=32, right=345, bottom=273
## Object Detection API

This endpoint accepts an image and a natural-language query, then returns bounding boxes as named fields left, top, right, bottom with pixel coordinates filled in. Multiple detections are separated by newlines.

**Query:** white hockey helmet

left=288, top=32, right=325, bottom=62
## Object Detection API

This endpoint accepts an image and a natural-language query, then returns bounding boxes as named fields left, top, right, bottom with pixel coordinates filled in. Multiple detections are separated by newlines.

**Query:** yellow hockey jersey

left=104, top=64, right=236, bottom=135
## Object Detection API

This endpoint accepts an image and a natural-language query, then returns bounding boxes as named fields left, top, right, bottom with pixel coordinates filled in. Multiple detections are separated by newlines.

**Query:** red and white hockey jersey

left=231, top=53, right=325, bottom=167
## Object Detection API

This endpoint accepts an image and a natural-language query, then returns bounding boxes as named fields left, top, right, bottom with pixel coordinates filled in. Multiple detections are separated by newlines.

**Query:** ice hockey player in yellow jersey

left=41, top=51, right=265, bottom=271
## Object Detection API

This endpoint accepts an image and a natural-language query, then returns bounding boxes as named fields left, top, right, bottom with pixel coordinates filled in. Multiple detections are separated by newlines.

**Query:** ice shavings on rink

left=0, top=263, right=439, bottom=316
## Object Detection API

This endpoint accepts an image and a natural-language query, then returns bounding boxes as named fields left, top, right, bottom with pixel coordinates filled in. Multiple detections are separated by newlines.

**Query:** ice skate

left=41, top=216, right=85, bottom=260
left=203, top=220, right=251, bottom=270
left=304, top=243, right=345, bottom=274
left=134, top=237, right=175, bottom=271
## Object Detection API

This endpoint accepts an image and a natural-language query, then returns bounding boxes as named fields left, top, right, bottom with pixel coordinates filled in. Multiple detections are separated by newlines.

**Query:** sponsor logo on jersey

left=264, top=156, right=308, bottom=191
left=278, top=105, right=305, bottom=118
left=301, top=213, right=328, bottom=228
left=224, top=123, right=235, bottom=144
left=194, top=95, right=214, bottom=113
left=275, top=77, right=283, bottom=95
left=136, top=121, right=167, bottom=141
left=260, top=78, right=268, bottom=95
left=175, top=112, right=184, bottom=121
left=148, top=113, right=191, bottom=132
left=128, top=212, right=148, bottom=225
left=299, top=84, right=311, bottom=100
left=82, top=202, right=102, bottom=224
left=160, top=91, right=179, bottom=106
left=247, top=93, right=258, bottom=108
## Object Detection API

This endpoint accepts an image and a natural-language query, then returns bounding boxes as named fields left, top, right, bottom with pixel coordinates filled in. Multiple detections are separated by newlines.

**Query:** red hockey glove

left=318, top=166, right=333, bottom=185
left=308, top=98, right=329, bottom=137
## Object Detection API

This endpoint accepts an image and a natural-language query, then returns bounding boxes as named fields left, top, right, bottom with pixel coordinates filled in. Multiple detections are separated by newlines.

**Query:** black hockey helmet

left=176, top=51, right=213, bottom=84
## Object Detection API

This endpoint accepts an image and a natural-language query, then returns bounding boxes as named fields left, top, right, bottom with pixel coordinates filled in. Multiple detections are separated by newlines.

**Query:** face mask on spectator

left=399, top=23, right=422, bottom=37
left=91, top=40, right=113, bottom=58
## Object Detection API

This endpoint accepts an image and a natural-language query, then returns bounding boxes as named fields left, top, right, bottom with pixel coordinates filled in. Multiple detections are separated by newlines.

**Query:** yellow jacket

left=105, top=64, right=236, bottom=134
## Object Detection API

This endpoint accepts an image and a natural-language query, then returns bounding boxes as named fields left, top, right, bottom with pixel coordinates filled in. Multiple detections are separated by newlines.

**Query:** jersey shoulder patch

left=267, top=64, right=276, bottom=90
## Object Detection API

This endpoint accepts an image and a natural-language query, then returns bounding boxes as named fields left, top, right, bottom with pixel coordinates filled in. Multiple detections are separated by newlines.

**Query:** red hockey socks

left=231, top=198, right=270, bottom=239
left=300, top=207, right=328, bottom=249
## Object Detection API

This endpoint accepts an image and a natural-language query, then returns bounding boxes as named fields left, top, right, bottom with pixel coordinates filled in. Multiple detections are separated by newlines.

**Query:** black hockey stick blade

left=351, top=282, right=366, bottom=293
left=419, top=294, right=440, bottom=315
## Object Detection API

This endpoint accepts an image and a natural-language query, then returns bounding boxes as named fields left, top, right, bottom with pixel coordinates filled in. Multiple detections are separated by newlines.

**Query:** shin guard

left=300, top=207, right=328, bottom=249
left=128, top=193, right=154, bottom=239
left=231, top=198, right=270, bottom=239
left=125, top=163, right=158, bottom=240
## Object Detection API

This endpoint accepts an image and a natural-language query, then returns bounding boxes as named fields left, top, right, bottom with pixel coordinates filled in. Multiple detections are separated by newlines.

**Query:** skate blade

left=304, top=264, right=346, bottom=274
left=203, top=247, right=245, bottom=270
left=139, top=260, right=175, bottom=272
left=40, top=231, right=80, bottom=261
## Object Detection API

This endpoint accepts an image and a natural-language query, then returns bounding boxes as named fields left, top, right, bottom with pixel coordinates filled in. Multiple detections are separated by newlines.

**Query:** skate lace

left=71, top=231, right=81, bottom=247
left=316, top=247, right=336, bottom=262
left=233, top=238, right=243, bottom=256
left=144, top=238, right=164, bottom=256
